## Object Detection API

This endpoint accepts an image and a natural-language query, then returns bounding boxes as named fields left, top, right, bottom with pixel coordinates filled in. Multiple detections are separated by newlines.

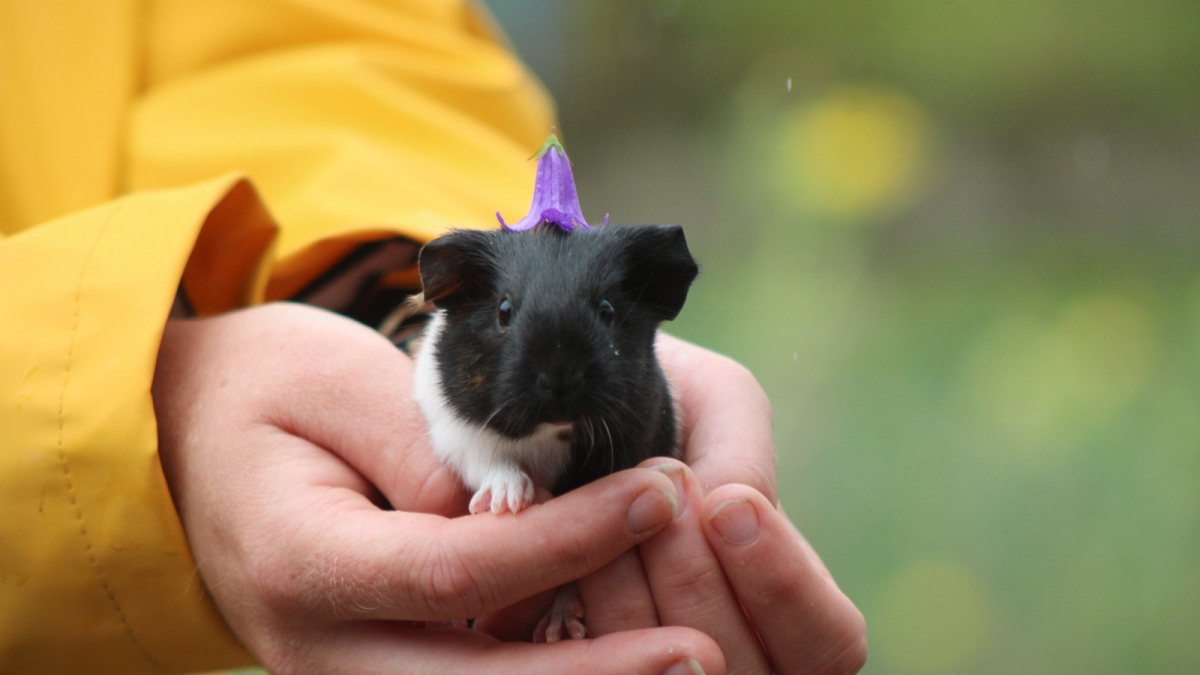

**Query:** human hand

left=591, top=461, right=869, bottom=675
left=152, top=303, right=726, bottom=675
left=481, top=336, right=867, bottom=675
left=638, top=337, right=868, bottom=675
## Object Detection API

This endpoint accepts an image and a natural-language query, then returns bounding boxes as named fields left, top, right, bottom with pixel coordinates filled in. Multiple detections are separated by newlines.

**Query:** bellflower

left=498, top=133, right=608, bottom=232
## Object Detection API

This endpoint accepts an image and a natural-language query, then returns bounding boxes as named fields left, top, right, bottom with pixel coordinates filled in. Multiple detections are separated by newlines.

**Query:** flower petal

left=499, top=133, right=596, bottom=232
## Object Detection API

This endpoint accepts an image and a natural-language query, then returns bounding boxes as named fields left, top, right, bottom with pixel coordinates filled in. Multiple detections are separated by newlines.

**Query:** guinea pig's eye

left=598, top=299, right=615, bottom=326
left=497, top=297, right=514, bottom=327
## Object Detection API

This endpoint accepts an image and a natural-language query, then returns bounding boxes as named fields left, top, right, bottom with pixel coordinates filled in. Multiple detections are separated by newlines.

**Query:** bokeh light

left=873, top=558, right=990, bottom=674
left=776, top=86, right=930, bottom=222
left=960, top=293, right=1156, bottom=469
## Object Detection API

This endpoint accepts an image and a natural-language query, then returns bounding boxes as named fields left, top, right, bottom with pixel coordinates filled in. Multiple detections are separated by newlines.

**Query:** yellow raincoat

left=0, top=2, right=552, bottom=672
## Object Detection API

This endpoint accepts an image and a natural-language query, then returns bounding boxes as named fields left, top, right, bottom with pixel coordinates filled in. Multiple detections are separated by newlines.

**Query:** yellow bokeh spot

left=961, top=293, right=1155, bottom=468
left=778, top=85, right=930, bottom=220
left=874, top=558, right=990, bottom=675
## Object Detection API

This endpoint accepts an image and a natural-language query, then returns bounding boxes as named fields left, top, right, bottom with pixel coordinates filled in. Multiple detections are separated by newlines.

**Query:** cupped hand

left=648, top=336, right=868, bottom=675
left=152, top=303, right=725, bottom=675
left=485, top=336, right=867, bottom=675
left=590, top=461, right=869, bottom=675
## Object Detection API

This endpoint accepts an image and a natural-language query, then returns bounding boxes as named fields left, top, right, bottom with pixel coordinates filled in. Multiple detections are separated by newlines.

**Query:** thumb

left=291, top=466, right=683, bottom=622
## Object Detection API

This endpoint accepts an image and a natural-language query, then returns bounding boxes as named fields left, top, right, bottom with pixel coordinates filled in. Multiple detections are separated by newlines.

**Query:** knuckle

left=756, top=565, right=807, bottom=606
left=845, top=632, right=870, bottom=674
left=807, top=606, right=868, bottom=675
left=283, top=317, right=393, bottom=385
left=547, top=524, right=595, bottom=571
left=713, top=352, right=759, bottom=390
left=602, top=597, right=659, bottom=630
left=817, top=629, right=869, bottom=675
left=744, top=461, right=778, bottom=504
left=704, top=352, right=773, bottom=422
left=642, top=518, right=734, bottom=615
left=728, top=360, right=772, bottom=419
left=412, top=541, right=490, bottom=618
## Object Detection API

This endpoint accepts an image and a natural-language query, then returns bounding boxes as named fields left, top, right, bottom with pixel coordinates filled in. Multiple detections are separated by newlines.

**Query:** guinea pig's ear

left=418, top=230, right=496, bottom=308
left=621, top=225, right=700, bottom=322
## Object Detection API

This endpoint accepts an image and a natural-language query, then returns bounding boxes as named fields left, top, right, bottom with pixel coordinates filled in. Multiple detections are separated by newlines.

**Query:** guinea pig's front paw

left=534, top=582, right=586, bottom=643
left=469, top=468, right=535, bottom=514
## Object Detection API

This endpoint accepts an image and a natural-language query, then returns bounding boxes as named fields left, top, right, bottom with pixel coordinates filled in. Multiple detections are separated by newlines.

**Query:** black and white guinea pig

left=412, top=223, right=699, bottom=514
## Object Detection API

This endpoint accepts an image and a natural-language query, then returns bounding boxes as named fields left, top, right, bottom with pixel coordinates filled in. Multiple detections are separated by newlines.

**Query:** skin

left=153, top=302, right=866, bottom=675
left=479, top=336, right=868, bottom=675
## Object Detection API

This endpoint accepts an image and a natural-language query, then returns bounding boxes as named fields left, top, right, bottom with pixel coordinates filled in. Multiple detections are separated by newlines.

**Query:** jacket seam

left=55, top=202, right=168, bottom=674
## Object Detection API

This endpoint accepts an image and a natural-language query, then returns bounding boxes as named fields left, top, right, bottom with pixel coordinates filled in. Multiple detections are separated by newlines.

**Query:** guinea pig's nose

left=536, top=368, right=586, bottom=399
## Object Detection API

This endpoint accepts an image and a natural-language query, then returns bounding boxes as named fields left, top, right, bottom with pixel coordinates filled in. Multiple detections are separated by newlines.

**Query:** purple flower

left=498, top=133, right=608, bottom=232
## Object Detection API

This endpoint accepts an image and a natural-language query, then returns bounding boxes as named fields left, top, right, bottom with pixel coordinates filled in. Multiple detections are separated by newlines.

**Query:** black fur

left=419, top=224, right=699, bottom=494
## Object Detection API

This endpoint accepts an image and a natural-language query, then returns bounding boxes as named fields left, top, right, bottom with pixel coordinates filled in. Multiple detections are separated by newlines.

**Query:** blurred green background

left=486, top=2, right=1200, bottom=674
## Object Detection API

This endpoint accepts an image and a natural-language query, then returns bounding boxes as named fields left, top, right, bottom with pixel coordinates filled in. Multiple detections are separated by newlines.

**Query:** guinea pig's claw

left=470, top=470, right=535, bottom=514
left=468, top=489, right=491, bottom=515
left=534, top=583, right=587, bottom=643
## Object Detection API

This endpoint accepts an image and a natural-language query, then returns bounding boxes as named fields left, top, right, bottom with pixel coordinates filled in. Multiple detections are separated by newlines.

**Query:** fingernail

left=627, top=487, right=679, bottom=535
left=709, top=498, right=760, bottom=546
left=663, top=658, right=706, bottom=675
left=649, top=463, right=687, bottom=514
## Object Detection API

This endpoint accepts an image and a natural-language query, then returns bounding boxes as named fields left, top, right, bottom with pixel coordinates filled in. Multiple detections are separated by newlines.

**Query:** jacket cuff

left=0, top=175, right=273, bottom=674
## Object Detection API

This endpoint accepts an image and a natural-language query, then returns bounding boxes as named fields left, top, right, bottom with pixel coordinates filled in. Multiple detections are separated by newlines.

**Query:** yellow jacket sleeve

left=0, top=1, right=553, bottom=673
left=0, top=176, right=276, bottom=674
left=130, top=0, right=552, bottom=299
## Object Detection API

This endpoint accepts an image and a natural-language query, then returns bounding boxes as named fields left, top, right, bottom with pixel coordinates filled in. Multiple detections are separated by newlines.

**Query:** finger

left=473, top=588, right=557, bottom=641
left=579, top=549, right=660, bottom=636
left=481, top=547, right=659, bottom=641
left=702, top=485, right=868, bottom=675
left=656, top=334, right=777, bottom=503
left=780, top=502, right=838, bottom=585
left=299, top=622, right=727, bottom=675
left=285, top=466, right=683, bottom=622
left=639, top=460, right=773, bottom=675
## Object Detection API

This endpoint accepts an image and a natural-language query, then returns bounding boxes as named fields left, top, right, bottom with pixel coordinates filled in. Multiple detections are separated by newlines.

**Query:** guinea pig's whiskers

left=481, top=404, right=507, bottom=430
left=600, top=417, right=616, bottom=475
left=599, top=396, right=634, bottom=424
left=470, top=403, right=511, bottom=450
left=579, top=417, right=598, bottom=469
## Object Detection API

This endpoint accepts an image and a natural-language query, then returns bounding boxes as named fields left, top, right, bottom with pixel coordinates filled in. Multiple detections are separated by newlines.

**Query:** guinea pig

left=411, top=223, right=699, bottom=515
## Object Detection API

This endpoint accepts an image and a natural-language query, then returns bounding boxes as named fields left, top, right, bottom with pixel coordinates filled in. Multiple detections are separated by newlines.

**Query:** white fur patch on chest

left=413, top=312, right=574, bottom=493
